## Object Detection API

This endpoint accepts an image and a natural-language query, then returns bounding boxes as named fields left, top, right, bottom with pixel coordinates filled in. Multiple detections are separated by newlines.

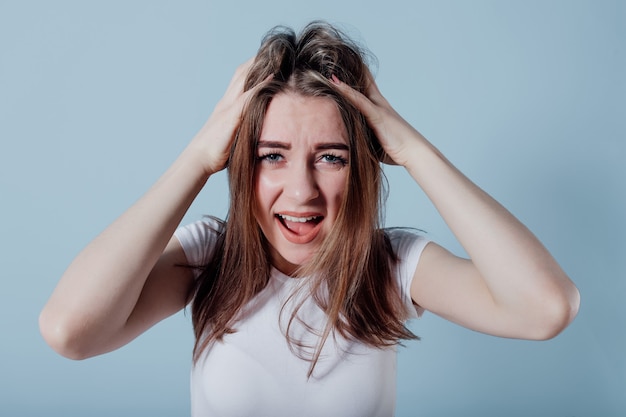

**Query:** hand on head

left=330, top=70, right=424, bottom=167
left=191, top=58, right=273, bottom=175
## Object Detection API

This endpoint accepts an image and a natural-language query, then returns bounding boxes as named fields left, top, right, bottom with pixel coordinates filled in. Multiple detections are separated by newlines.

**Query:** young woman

left=40, top=22, right=580, bottom=416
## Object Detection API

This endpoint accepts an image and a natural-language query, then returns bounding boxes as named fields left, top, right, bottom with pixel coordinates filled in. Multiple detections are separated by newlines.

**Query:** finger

left=222, top=58, right=257, bottom=102
left=237, top=73, right=274, bottom=110
left=330, top=75, right=378, bottom=120
left=331, top=75, right=402, bottom=166
left=361, top=68, right=389, bottom=107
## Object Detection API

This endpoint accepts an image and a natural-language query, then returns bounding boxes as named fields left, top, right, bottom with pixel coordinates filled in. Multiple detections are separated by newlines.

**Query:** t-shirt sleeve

left=387, top=228, right=431, bottom=319
left=174, top=218, right=224, bottom=279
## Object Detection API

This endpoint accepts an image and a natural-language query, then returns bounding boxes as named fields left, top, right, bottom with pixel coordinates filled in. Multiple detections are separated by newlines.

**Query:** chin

left=273, top=247, right=317, bottom=275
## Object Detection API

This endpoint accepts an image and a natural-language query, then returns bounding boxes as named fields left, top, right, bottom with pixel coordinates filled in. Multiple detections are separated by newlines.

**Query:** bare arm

left=332, top=75, right=580, bottom=340
left=39, top=60, right=263, bottom=359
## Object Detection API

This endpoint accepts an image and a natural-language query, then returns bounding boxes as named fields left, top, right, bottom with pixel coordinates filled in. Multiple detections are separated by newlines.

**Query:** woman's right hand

left=190, top=58, right=270, bottom=175
left=40, top=59, right=271, bottom=359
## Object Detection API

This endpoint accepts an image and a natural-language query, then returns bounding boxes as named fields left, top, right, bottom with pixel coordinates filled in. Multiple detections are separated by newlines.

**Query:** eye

left=320, top=153, right=348, bottom=166
left=258, top=153, right=284, bottom=164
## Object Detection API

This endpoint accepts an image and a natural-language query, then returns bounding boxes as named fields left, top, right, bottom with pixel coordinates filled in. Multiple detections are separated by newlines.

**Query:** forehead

left=260, top=92, right=348, bottom=143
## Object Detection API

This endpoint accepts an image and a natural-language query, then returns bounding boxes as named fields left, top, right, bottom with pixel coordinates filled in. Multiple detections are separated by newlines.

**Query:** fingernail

left=331, top=74, right=340, bottom=85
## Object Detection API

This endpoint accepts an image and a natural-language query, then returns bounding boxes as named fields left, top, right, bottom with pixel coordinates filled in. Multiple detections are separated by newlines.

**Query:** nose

left=284, top=161, right=319, bottom=202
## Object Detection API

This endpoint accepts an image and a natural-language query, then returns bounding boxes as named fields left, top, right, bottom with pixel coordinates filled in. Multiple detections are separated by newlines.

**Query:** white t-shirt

left=175, top=219, right=429, bottom=417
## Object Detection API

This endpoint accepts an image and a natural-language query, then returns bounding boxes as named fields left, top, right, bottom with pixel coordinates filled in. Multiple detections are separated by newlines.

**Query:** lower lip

left=275, top=216, right=323, bottom=244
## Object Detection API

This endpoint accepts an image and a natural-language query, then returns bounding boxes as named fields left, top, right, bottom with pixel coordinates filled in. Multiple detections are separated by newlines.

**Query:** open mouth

left=275, top=213, right=323, bottom=241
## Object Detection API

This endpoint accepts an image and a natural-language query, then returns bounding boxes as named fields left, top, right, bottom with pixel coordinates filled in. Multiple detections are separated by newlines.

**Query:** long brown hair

left=189, top=22, right=417, bottom=375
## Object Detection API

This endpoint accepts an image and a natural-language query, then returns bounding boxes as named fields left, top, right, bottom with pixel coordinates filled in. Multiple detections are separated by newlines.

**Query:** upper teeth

left=279, top=214, right=319, bottom=223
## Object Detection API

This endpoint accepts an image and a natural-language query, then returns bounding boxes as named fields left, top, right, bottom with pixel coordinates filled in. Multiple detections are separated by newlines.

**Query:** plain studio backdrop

left=0, top=1, right=623, bottom=416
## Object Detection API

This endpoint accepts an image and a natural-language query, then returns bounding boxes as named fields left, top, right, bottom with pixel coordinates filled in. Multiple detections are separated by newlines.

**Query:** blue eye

left=321, top=154, right=348, bottom=166
left=258, top=153, right=283, bottom=163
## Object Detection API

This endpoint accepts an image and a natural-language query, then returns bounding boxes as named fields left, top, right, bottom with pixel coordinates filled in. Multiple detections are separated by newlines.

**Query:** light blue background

left=1, top=1, right=624, bottom=416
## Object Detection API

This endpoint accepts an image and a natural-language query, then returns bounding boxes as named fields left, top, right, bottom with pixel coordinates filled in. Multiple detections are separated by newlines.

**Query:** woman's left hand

left=331, top=72, right=424, bottom=167
left=333, top=70, right=580, bottom=341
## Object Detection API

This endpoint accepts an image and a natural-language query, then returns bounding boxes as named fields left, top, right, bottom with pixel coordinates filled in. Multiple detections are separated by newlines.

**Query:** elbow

left=39, top=308, right=95, bottom=360
left=531, top=284, right=581, bottom=341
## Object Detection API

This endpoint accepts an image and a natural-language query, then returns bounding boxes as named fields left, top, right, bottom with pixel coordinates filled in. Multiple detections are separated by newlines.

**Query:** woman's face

left=254, top=92, right=349, bottom=276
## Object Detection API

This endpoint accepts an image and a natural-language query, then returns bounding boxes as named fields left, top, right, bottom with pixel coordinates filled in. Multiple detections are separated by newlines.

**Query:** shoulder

left=385, top=228, right=430, bottom=263
left=384, top=228, right=432, bottom=318
left=174, top=216, right=225, bottom=267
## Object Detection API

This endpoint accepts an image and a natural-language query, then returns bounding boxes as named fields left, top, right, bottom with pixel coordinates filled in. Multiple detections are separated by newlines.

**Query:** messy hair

left=189, top=21, right=417, bottom=376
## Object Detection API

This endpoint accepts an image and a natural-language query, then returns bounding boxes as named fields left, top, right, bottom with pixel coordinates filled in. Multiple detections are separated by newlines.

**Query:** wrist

left=401, top=135, right=445, bottom=176
left=387, top=127, right=431, bottom=169
left=174, top=143, right=216, bottom=184
left=182, top=140, right=223, bottom=178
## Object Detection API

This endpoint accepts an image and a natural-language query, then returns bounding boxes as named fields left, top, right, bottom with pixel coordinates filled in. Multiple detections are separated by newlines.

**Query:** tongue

left=284, top=219, right=318, bottom=235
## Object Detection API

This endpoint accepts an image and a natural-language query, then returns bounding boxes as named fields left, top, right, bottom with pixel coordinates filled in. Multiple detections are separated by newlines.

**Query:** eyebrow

left=257, top=140, right=349, bottom=151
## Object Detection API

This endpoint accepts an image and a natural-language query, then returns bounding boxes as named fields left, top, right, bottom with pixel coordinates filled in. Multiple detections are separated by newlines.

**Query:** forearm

left=404, top=134, right=579, bottom=330
left=330, top=74, right=579, bottom=337
left=404, top=135, right=545, bottom=277
left=40, top=144, right=211, bottom=354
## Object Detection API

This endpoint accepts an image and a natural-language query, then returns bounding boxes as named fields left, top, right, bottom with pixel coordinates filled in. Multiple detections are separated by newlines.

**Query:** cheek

left=254, top=171, right=280, bottom=213
left=326, top=175, right=349, bottom=211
